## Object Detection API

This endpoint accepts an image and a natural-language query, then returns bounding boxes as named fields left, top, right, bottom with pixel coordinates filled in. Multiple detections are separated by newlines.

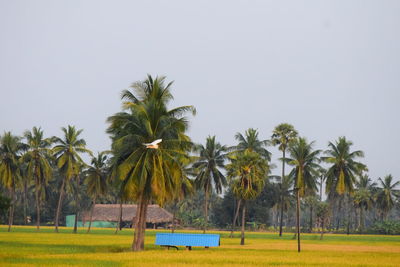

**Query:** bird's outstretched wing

left=151, top=139, right=162, bottom=145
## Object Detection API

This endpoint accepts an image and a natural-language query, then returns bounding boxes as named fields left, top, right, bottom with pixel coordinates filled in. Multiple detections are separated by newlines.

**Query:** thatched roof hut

left=81, top=204, right=173, bottom=224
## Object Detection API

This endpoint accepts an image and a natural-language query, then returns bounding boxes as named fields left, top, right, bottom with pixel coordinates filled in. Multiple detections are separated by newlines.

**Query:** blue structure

left=155, top=233, right=220, bottom=250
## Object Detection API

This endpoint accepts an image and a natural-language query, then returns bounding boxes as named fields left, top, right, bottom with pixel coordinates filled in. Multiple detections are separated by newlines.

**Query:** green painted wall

left=65, top=215, right=117, bottom=228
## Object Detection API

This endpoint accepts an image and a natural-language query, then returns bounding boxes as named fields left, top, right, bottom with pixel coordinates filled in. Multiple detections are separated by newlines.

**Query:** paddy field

left=1, top=226, right=399, bottom=266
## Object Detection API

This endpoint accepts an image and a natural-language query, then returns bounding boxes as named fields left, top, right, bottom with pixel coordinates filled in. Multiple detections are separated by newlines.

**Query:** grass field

left=1, top=226, right=399, bottom=266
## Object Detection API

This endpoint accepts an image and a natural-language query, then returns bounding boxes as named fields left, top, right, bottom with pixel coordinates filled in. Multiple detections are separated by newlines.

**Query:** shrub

left=368, top=220, right=400, bottom=235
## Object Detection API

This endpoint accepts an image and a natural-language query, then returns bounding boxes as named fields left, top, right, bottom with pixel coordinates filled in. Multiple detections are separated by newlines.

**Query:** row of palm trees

left=1, top=75, right=399, bottom=253
left=0, top=126, right=110, bottom=233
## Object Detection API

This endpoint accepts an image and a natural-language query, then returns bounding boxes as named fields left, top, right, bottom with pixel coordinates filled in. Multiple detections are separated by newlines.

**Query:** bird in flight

left=143, top=139, right=162, bottom=149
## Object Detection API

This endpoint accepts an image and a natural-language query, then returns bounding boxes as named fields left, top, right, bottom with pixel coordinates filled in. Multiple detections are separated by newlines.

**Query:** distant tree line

left=1, top=75, right=399, bottom=252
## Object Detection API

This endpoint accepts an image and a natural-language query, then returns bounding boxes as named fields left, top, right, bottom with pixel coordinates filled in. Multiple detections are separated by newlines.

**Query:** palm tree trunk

left=320, top=218, right=324, bottom=240
left=73, top=176, right=80, bottom=234
left=87, top=196, right=96, bottom=233
left=23, top=179, right=28, bottom=225
left=115, top=199, right=123, bottom=234
left=335, top=198, right=342, bottom=231
left=240, top=200, right=246, bottom=245
left=55, top=177, right=66, bottom=233
left=296, top=189, right=301, bottom=252
left=360, top=207, right=365, bottom=233
left=320, top=178, right=323, bottom=201
left=230, top=199, right=241, bottom=238
left=8, top=187, right=15, bottom=232
left=346, top=196, right=350, bottom=235
left=132, top=195, right=149, bottom=251
left=203, top=182, right=209, bottom=234
left=309, top=205, right=313, bottom=233
left=279, top=149, right=285, bottom=237
left=36, top=185, right=41, bottom=230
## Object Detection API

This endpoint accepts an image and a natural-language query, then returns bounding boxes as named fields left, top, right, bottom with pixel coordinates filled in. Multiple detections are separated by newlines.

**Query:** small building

left=65, top=204, right=173, bottom=228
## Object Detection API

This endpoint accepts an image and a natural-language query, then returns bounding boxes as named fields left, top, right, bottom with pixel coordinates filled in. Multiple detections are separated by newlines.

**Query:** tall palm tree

left=227, top=150, right=268, bottom=245
left=22, top=127, right=53, bottom=230
left=52, top=125, right=91, bottom=233
left=353, top=174, right=376, bottom=232
left=107, top=75, right=195, bottom=251
left=323, top=137, right=366, bottom=233
left=287, top=137, right=320, bottom=252
left=193, top=136, right=228, bottom=233
left=0, top=132, right=25, bottom=232
left=228, top=128, right=271, bottom=236
left=376, top=175, right=399, bottom=220
left=323, top=137, right=366, bottom=196
left=85, top=152, right=109, bottom=233
left=271, top=123, right=298, bottom=236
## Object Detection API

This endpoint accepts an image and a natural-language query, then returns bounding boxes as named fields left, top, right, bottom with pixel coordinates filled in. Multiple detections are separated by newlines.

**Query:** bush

left=368, top=220, right=400, bottom=235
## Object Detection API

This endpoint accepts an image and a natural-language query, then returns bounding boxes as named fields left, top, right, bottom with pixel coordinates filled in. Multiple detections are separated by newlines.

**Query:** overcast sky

left=1, top=0, right=399, bottom=183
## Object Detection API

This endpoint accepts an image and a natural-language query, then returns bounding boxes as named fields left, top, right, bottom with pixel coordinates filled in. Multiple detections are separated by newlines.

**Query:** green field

left=1, top=226, right=399, bottom=266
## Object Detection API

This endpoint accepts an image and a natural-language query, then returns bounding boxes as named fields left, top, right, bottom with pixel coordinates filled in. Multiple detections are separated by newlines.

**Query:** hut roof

left=81, top=204, right=173, bottom=224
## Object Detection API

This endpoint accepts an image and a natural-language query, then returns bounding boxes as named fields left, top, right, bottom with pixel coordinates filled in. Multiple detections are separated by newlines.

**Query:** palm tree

left=287, top=137, right=320, bottom=252
left=227, top=150, right=268, bottom=245
left=107, top=75, right=195, bottom=251
left=85, top=152, right=109, bottom=233
left=193, top=136, right=228, bottom=233
left=323, top=137, right=366, bottom=233
left=235, top=128, right=271, bottom=160
left=376, top=175, right=399, bottom=220
left=22, top=127, right=53, bottom=230
left=52, top=125, right=91, bottom=233
left=228, top=128, right=270, bottom=236
left=323, top=137, right=366, bottom=196
left=0, top=132, right=25, bottom=232
left=353, top=174, right=376, bottom=232
left=271, top=123, right=298, bottom=236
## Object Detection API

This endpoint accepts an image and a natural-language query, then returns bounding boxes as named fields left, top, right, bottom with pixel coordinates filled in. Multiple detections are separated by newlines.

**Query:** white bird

left=143, top=139, right=162, bottom=149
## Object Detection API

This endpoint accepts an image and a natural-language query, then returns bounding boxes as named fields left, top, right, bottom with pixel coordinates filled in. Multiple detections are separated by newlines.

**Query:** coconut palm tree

left=227, top=128, right=270, bottom=236
left=107, top=75, right=195, bottom=251
left=353, top=174, right=376, bottom=232
left=52, top=125, right=91, bottom=233
left=376, top=175, right=399, bottom=220
left=287, top=137, right=321, bottom=252
left=85, top=152, right=109, bottom=233
left=323, top=137, right=366, bottom=233
left=323, top=137, right=366, bottom=196
left=0, top=132, right=25, bottom=232
left=235, top=128, right=271, bottom=160
left=22, top=127, right=54, bottom=230
left=193, top=136, right=228, bottom=233
left=227, top=150, right=268, bottom=245
left=271, top=123, right=298, bottom=236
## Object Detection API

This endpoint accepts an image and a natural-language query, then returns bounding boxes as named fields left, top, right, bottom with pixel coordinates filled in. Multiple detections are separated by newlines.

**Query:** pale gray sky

left=1, top=0, right=399, bottom=183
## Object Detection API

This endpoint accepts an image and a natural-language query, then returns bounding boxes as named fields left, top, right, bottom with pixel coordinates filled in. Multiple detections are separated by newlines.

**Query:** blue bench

left=155, top=233, right=220, bottom=250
